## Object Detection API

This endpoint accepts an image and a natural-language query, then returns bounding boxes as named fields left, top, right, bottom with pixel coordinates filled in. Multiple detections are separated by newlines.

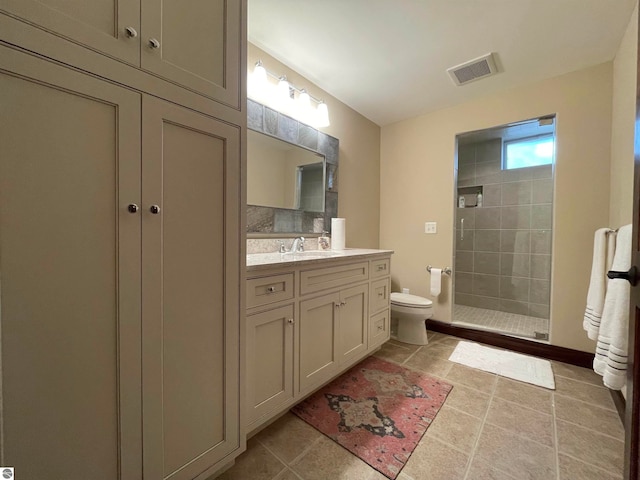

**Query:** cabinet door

left=247, top=305, right=295, bottom=425
left=299, top=292, right=339, bottom=392
left=140, top=0, right=243, bottom=108
left=0, top=47, right=142, bottom=479
left=338, top=284, right=368, bottom=364
left=141, top=96, right=242, bottom=480
left=0, top=0, right=140, bottom=64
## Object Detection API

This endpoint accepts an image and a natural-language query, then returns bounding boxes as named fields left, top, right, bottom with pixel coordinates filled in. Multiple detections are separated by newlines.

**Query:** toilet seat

left=390, top=292, right=432, bottom=308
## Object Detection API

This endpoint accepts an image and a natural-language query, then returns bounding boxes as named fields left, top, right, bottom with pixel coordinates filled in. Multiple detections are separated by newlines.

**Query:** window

left=503, top=135, right=554, bottom=170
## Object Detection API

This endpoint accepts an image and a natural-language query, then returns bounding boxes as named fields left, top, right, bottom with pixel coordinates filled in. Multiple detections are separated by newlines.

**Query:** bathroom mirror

left=248, top=130, right=326, bottom=212
left=247, top=99, right=339, bottom=236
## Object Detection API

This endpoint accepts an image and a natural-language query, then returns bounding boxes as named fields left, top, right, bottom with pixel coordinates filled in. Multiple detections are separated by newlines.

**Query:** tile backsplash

left=247, top=237, right=320, bottom=254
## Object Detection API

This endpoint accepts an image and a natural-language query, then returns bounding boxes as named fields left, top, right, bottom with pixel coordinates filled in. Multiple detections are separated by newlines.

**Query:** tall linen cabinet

left=0, top=1, right=246, bottom=479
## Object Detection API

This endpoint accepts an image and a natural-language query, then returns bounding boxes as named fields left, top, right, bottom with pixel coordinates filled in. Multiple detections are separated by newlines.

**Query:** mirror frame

left=247, top=99, right=339, bottom=237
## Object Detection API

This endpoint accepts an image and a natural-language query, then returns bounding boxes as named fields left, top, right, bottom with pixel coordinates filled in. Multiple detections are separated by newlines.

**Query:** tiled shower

left=454, top=133, right=553, bottom=339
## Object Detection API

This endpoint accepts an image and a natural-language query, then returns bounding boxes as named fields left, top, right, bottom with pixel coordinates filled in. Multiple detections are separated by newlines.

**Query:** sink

left=283, top=250, right=338, bottom=259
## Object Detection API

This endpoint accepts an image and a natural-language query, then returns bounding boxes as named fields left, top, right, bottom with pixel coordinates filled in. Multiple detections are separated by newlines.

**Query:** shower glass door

left=453, top=116, right=555, bottom=340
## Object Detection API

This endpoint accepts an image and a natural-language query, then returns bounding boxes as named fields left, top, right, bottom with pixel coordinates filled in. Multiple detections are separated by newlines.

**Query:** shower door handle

left=460, top=218, right=464, bottom=241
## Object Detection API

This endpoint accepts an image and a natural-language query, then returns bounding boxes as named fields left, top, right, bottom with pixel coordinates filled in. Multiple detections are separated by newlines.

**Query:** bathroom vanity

left=245, top=249, right=393, bottom=433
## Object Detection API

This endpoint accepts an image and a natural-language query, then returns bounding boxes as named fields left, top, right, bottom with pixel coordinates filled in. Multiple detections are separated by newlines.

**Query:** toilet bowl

left=390, top=293, right=433, bottom=345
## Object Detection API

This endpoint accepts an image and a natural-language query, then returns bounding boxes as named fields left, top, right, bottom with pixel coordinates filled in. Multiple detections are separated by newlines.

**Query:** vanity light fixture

left=298, top=89, right=311, bottom=109
left=249, top=60, right=268, bottom=99
left=277, top=75, right=291, bottom=101
left=253, top=60, right=267, bottom=85
left=248, top=60, right=331, bottom=128
left=316, top=101, right=330, bottom=128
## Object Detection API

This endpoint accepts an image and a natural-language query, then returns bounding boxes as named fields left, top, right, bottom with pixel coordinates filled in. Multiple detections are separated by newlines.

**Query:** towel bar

left=426, top=265, right=452, bottom=276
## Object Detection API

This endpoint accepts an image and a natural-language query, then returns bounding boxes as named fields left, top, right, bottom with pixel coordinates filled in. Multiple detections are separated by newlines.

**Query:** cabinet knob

left=149, top=38, right=160, bottom=49
left=287, top=318, right=294, bottom=325
left=340, top=301, right=347, bottom=306
left=150, top=205, right=161, bottom=214
left=127, top=203, right=139, bottom=213
left=125, top=26, right=138, bottom=38
left=266, top=286, right=276, bottom=293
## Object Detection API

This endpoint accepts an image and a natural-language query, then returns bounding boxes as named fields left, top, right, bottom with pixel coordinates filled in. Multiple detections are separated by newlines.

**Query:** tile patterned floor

left=453, top=304, right=550, bottom=339
left=217, top=332, right=625, bottom=480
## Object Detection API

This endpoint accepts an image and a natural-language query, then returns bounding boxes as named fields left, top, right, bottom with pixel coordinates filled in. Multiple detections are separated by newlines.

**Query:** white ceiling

left=248, top=0, right=637, bottom=127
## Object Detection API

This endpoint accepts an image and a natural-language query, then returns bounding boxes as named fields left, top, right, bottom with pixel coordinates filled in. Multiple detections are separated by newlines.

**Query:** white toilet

left=390, top=292, right=433, bottom=345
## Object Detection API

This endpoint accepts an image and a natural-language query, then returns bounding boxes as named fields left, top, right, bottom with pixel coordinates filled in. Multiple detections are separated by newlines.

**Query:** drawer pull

left=378, top=292, right=384, bottom=298
left=377, top=325, right=384, bottom=331
left=377, top=265, right=386, bottom=271
left=266, top=286, right=276, bottom=293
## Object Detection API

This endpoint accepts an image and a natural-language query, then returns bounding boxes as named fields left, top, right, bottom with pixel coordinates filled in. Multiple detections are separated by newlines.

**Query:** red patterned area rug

left=291, top=356, right=453, bottom=479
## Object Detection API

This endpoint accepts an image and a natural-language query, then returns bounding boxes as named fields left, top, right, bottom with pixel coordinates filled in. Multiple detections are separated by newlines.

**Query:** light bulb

left=248, top=61, right=268, bottom=101
left=298, top=90, right=311, bottom=109
left=253, top=61, right=267, bottom=84
left=277, top=76, right=291, bottom=101
left=296, top=90, right=314, bottom=125
left=316, top=101, right=330, bottom=127
left=275, top=76, right=293, bottom=114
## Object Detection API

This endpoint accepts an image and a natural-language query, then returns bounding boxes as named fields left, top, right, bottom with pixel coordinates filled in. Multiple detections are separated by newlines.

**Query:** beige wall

left=381, top=62, right=614, bottom=352
left=248, top=44, right=381, bottom=248
left=610, top=3, right=638, bottom=228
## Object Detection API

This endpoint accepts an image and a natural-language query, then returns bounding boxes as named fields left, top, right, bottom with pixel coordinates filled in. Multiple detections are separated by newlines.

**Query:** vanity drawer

left=369, top=309, right=390, bottom=347
left=370, top=278, right=390, bottom=314
left=370, top=257, right=390, bottom=278
left=300, top=262, right=369, bottom=296
left=247, top=273, right=295, bottom=309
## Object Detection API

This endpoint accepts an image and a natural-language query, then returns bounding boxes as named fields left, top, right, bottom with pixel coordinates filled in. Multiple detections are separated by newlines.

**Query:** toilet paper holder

left=426, top=265, right=452, bottom=276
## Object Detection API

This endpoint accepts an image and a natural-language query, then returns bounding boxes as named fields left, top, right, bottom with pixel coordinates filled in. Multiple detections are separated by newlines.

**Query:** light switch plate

left=425, top=222, right=437, bottom=234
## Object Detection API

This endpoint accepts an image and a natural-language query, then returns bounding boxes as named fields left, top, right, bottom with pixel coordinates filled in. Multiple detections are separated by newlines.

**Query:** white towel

left=584, top=228, right=615, bottom=340
left=593, top=224, right=632, bottom=390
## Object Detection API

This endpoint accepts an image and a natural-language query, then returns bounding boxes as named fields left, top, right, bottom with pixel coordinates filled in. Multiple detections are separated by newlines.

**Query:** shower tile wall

left=455, top=139, right=553, bottom=319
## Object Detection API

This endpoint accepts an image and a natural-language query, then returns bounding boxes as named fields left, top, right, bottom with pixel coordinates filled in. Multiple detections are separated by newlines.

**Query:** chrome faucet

left=289, top=236, right=305, bottom=253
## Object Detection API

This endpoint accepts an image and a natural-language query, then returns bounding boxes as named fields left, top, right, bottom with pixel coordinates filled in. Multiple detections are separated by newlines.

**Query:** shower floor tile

left=453, top=304, right=549, bottom=339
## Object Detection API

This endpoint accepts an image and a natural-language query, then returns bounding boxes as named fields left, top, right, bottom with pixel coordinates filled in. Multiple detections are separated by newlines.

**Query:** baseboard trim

left=426, top=319, right=594, bottom=368
left=611, top=389, right=626, bottom=424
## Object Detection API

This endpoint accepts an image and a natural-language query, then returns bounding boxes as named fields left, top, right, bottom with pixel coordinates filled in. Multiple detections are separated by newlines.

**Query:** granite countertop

left=246, top=248, right=394, bottom=272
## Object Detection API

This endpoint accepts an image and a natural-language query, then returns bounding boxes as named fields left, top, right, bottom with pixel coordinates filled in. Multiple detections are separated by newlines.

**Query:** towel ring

left=426, top=265, right=452, bottom=276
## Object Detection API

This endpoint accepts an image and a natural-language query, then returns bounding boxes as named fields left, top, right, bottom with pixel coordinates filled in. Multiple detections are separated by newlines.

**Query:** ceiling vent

left=447, top=53, right=498, bottom=86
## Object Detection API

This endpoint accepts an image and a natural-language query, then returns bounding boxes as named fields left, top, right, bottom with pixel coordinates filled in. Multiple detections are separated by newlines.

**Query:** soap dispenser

left=476, top=192, right=483, bottom=208
left=458, top=196, right=465, bottom=208
left=319, top=231, right=331, bottom=250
